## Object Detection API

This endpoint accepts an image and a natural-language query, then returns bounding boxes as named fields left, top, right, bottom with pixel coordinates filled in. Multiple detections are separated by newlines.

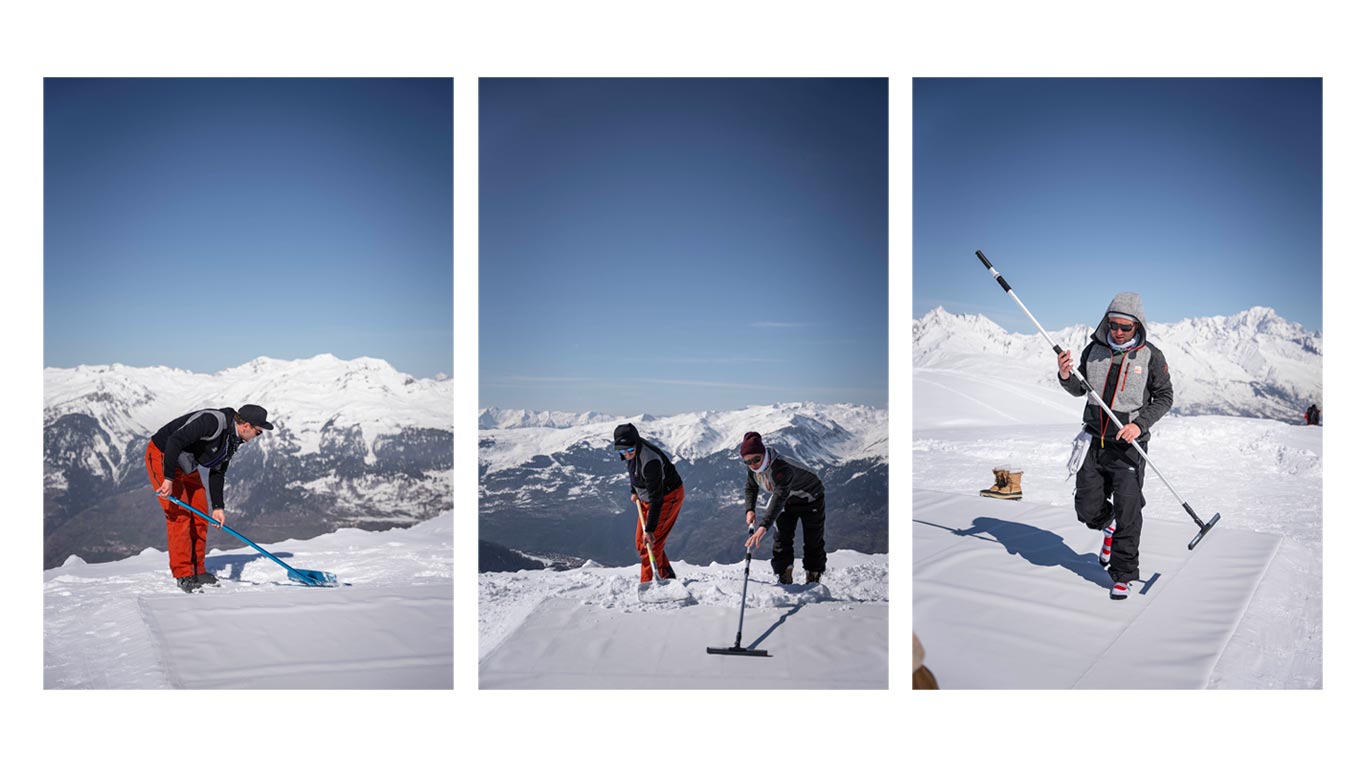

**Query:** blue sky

left=480, top=78, right=888, bottom=415
left=914, top=78, right=1322, bottom=334
left=45, top=78, right=453, bottom=378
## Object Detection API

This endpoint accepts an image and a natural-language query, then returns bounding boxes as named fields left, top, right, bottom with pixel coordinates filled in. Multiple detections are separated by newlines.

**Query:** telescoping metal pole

left=706, top=526, right=770, bottom=657
left=974, top=249, right=1220, bottom=550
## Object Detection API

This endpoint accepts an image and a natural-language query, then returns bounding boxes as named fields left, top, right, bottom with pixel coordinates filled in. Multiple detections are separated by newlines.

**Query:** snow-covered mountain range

left=913, top=306, right=1321, bottom=423
left=478, top=407, right=618, bottom=431
left=44, top=355, right=453, bottom=568
left=478, top=402, right=888, bottom=569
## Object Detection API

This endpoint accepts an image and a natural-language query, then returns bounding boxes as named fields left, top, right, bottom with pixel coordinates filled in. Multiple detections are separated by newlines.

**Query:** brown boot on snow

left=981, top=467, right=1023, bottom=500
left=805, top=570, right=822, bottom=584
left=979, top=467, right=1008, bottom=497
left=779, top=566, right=794, bottom=585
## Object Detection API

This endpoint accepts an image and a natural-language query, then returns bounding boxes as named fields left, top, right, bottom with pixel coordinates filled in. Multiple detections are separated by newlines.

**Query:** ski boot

left=196, top=572, right=220, bottom=587
left=1110, top=581, right=1130, bottom=600
left=176, top=576, right=203, bottom=594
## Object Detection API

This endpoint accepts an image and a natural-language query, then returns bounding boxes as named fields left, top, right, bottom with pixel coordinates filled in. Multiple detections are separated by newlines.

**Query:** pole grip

left=975, top=249, right=993, bottom=269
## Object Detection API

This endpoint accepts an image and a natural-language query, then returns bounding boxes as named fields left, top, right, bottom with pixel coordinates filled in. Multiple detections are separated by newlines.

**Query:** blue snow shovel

left=160, top=494, right=339, bottom=586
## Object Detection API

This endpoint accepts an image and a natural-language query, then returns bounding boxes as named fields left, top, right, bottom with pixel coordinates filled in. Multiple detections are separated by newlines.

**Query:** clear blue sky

left=480, top=78, right=888, bottom=415
left=914, top=78, right=1322, bottom=333
left=45, top=78, right=453, bottom=377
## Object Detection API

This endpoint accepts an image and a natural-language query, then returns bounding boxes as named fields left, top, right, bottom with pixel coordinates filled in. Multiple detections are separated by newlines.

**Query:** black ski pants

left=1074, top=438, right=1146, bottom=583
left=771, top=496, right=827, bottom=575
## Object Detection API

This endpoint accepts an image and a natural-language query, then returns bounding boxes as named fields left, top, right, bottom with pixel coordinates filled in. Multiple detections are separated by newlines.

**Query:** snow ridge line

left=134, top=596, right=177, bottom=688
left=479, top=594, right=554, bottom=663
left=1202, top=534, right=1284, bottom=688
left=916, top=375, right=1019, bottom=422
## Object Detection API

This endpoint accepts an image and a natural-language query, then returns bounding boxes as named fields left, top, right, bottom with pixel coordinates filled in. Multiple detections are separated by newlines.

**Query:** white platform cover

left=913, top=489, right=1280, bottom=689
left=480, top=598, right=887, bottom=689
left=139, top=583, right=453, bottom=689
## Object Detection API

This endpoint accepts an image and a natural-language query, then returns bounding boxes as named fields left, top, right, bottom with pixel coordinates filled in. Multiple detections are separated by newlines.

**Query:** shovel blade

left=707, top=646, right=770, bottom=657
left=289, top=568, right=340, bottom=587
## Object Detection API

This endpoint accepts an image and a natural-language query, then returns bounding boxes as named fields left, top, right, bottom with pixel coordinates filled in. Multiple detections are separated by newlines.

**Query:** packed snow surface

left=479, top=550, right=888, bottom=688
left=45, top=514, right=453, bottom=689
left=913, top=364, right=1322, bottom=688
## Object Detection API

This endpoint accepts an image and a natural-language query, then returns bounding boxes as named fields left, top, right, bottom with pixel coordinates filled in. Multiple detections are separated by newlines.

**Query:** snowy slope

left=913, top=362, right=1322, bottom=688
left=45, top=513, right=453, bottom=689
left=914, top=306, right=1321, bottom=422
left=479, top=550, right=888, bottom=688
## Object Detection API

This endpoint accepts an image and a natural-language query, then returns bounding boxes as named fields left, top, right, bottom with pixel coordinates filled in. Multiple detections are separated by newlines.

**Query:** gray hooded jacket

left=1058, top=292, right=1174, bottom=445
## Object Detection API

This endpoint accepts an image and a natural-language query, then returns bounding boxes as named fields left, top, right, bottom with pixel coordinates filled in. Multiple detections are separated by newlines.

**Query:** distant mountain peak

left=914, top=306, right=1321, bottom=422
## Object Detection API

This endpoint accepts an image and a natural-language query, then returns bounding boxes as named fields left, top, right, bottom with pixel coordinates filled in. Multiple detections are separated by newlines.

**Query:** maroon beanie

left=738, top=431, right=765, bottom=457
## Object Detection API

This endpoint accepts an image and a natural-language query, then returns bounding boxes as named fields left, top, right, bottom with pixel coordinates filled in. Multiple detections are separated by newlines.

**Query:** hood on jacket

left=1092, top=291, right=1149, bottom=347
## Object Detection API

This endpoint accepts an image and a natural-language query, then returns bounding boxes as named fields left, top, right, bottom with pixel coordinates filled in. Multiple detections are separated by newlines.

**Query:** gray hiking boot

left=195, top=572, right=219, bottom=586
left=176, top=576, right=202, bottom=593
left=778, top=566, right=794, bottom=585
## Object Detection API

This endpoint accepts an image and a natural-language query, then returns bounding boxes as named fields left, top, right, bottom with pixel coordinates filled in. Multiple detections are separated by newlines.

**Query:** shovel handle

left=635, top=499, right=662, bottom=580
left=158, top=493, right=313, bottom=583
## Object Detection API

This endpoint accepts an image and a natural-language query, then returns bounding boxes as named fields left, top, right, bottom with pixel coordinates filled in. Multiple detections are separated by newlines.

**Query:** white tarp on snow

left=913, top=490, right=1280, bottom=689
left=46, top=514, right=454, bottom=690
left=480, top=598, right=887, bottom=689
left=139, top=583, right=453, bottom=689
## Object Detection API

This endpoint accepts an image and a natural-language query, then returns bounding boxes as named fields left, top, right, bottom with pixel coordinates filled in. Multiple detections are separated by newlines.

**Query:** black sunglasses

left=743, top=455, right=764, bottom=467
left=1108, top=321, right=1135, bottom=332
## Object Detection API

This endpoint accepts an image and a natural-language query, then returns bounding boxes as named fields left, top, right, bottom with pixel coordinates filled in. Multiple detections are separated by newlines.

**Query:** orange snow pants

left=635, top=485, right=684, bottom=582
left=144, top=440, right=209, bottom=579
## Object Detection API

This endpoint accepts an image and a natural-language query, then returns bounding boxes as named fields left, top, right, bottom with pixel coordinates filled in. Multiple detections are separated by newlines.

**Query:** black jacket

left=745, top=449, right=824, bottom=529
left=151, top=407, right=243, bottom=510
left=626, top=438, right=683, bottom=532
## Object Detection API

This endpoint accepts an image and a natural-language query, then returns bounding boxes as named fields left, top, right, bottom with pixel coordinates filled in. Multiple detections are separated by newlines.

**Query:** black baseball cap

left=238, top=404, right=274, bottom=431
